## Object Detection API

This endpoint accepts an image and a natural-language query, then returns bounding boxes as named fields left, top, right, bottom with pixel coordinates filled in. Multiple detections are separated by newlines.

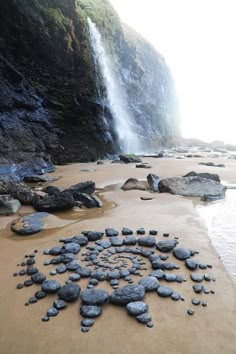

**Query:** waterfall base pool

left=196, top=189, right=236, bottom=282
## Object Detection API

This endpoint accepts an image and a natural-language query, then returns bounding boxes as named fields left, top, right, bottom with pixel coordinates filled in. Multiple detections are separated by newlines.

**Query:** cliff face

left=0, top=0, right=180, bottom=163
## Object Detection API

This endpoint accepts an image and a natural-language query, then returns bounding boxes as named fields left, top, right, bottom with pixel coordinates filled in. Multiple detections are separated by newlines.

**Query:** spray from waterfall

left=87, top=18, right=140, bottom=153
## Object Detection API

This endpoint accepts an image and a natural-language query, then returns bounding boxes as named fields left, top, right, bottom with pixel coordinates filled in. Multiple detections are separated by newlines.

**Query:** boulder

left=156, top=240, right=178, bottom=252
left=11, top=212, right=49, bottom=235
left=71, top=193, right=102, bottom=208
left=42, top=186, right=62, bottom=196
left=33, top=192, right=75, bottom=212
left=80, top=305, right=102, bottom=318
left=0, top=195, right=21, bottom=215
left=0, top=181, right=35, bottom=205
left=147, top=174, right=160, bottom=192
left=121, top=178, right=146, bottom=191
left=119, top=154, right=142, bottom=163
left=173, top=247, right=191, bottom=260
left=138, top=276, right=160, bottom=291
left=137, top=236, right=156, bottom=247
left=23, top=175, right=59, bottom=183
left=136, top=163, right=152, bottom=169
left=65, top=181, right=95, bottom=197
left=183, top=171, right=220, bottom=182
left=110, top=285, right=145, bottom=305
left=159, top=176, right=226, bottom=197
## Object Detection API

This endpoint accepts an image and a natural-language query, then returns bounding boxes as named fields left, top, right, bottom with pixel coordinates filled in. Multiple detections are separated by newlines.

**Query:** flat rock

left=137, top=236, right=156, bottom=247
left=139, top=276, right=160, bottom=291
left=58, top=284, right=81, bottom=302
left=121, top=178, right=146, bottom=191
left=173, top=247, right=191, bottom=260
left=123, top=236, right=136, bottom=245
left=126, top=301, right=148, bottom=316
left=159, top=176, right=226, bottom=197
left=122, top=227, right=133, bottom=235
left=33, top=192, right=75, bottom=212
left=76, top=267, right=91, bottom=278
left=11, top=212, right=49, bottom=235
left=80, top=305, right=102, bottom=318
left=41, top=279, right=61, bottom=293
left=110, top=285, right=145, bottom=305
left=61, top=243, right=81, bottom=254
left=65, top=181, right=95, bottom=197
left=157, top=286, right=173, bottom=297
left=156, top=240, right=177, bottom=252
left=80, top=289, right=109, bottom=305
left=86, top=231, right=104, bottom=241
left=149, top=269, right=165, bottom=279
left=105, top=228, right=119, bottom=237
left=191, top=273, right=204, bottom=282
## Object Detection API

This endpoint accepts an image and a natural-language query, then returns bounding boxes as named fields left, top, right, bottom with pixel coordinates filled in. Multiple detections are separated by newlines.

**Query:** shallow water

left=196, top=189, right=236, bottom=281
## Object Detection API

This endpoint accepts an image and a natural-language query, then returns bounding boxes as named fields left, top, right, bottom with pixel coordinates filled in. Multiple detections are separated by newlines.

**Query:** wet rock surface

left=11, top=212, right=49, bottom=235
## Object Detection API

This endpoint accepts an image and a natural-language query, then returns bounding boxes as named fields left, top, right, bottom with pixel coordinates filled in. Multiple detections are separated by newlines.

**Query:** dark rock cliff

left=0, top=0, right=180, bottom=164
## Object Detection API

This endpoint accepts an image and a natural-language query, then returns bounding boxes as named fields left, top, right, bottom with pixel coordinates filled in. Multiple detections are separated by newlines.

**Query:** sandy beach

left=0, top=156, right=236, bottom=354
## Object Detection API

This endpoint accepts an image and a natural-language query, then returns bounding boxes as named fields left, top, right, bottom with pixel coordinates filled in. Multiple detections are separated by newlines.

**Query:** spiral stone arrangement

left=13, top=227, right=216, bottom=333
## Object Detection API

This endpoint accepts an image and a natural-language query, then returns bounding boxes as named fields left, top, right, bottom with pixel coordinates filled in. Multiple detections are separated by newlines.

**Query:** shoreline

left=0, top=156, right=236, bottom=354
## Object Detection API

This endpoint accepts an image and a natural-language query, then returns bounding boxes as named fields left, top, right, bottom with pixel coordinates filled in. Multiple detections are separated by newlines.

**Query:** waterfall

left=87, top=18, right=140, bottom=153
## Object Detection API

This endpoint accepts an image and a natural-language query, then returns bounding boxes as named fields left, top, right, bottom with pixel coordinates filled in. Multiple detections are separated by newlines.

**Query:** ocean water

left=196, top=189, right=236, bottom=282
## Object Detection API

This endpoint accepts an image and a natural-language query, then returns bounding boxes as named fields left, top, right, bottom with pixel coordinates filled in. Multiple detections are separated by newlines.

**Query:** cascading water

left=87, top=18, right=140, bottom=153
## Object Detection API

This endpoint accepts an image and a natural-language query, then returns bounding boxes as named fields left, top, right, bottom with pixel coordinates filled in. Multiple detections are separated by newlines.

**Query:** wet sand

left=0, top=157, right=236, bottom=354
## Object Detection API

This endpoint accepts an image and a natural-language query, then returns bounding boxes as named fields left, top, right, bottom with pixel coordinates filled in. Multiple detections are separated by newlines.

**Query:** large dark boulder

left=183, top=171, right=220, bottom=182
left=33, top=192, right=75, bottom=212
left=65, top=181, right=96, bottom=197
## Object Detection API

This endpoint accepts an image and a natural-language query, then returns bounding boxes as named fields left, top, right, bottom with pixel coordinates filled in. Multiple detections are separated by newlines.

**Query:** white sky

left=109, top=0, right=236, bottom=144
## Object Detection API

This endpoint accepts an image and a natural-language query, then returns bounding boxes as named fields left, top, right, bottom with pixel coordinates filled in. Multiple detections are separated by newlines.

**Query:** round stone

left=164, top=274, right=177, bottom=282
left=26, top=258, right=35, bottom=266
left=81, top=318, right=95, bottom=327
left=147, top=322, right=154, bottom=328
left=191, top=273, right=204, bottom=282
left=202, top=301, right=207, bottom=307
left=156, top=240, right=177, bottom=252
left=157, top=286, right=173, bottom=297
left=80, top=305, right=102, bottom=318
left=58, top=284, right=81, bottom=302
left=31, top=272, right=46, bottom=284
left=149, top=230, right=158, bottom=235
left=54, top=299, right=67, bottom=310
left=76, top=267, right=91, bottom=278
left=80, top=289, right=109, bottom=305
left=105, top=228, right=119, bottom=237
left=17, top=283, right=24, bottom=289
left=56, top=265, right=67, bottom=274
left=137, top=236, right=156, bottom=247
left=42, top=316, right=50, bottom=322
left=187, top=309, right=195, bottom=316
left=66, top=260, right=81, bottom=271
left=41, top=279, right=61, bottom=293
left=110, top=285, right=145, bottom=305
left=173, top=247, right=191, bottom=260
left=69, top=274, right=81, bottom=281
left=185, top=259, right=199, bottom=270
left=126, top=301, right=148, bottom=316
left=149, top=270, right=165, bottom=279
left=47, top=308, right=59, bottom=317
left=24, top=280, right=33, bottom=287
left=27, top=266, right=38, bottom=276
left=81, top=327, right=90, bottom=333
left=19, top=270, right=26, bottom=276
left=193, top=284, right=204, bottom=293
left=139, top=276, right=160, bottom=291
left=171, top=292, right=181, bottom=301
left=192, top=298, right=201, bottom=305
left=29, top=297, right=38, bottom=304
left=136, top=313, right=152, bottom=324
left=35, top=290, right=47, bottom=299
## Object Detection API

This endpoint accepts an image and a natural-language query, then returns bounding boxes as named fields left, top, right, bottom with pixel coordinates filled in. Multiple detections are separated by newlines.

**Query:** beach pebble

left=173, top=247, right=191, bottom=260
left=193, top=284, right=204, bottom=294
left=136, top=313, right=152, bottom=324
left=35, top=290, right=47, bottom=299
left=105, top=228, right=119, bottom=237
left=139, top=276, right=160, bottom=291
left=69, top=274, right=81, bottom=281
left=185, top=259, right=199, bottom=270
left=149, top=230, right=158, bottom=235
left=80, top=305, right=102, bottom=318
left=157, top=286, right=173, bottom=297
left=47, top=307, right=59, bottom=317
left=54, top=299, right=67, bottom=310
left=17, top=283, right=24, bottom=289
left=81, top=327, right=90, bottom=333
left=126, top=301, right=149, bottom=316
left=187, top=309, right=195, bottom=316
left=81, top=318, right=95, bottom=327
left=29, top=297, right=38, bottom=304
left=42, top=316, right=50, bottom=322
left=80, top=289, right=109, bottom=305
left=171, top=292, right=181, bottom=301
left=31, top=272, right=46, bottom=284
left=24, top=279, right=33, bottom=287
left=41, top=279, right=61, bottom=293
left=110, top=285, right=145, bottom=305
left=191, top=273, right=204, bottom=282
left=137, top=236, right=156, bottom=247
left=192, top=298, right=201, bottom=305
left=58, top=284, right=81, bottom=302
left=149, top=270, right=165, bottom=279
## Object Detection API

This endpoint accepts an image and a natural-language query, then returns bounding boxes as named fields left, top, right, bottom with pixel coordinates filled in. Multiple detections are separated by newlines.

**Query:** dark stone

left=27, top=266, right=39, bottom=275
left=54, top=299, right=67, bottom=310
left=11, top=212, right=49, bottom=235
left=60, top=253, right=76, bottom=264
left=119, top=154, right=142, bottom=163
left=149, top=230, right=158, bottom=235
left=192, top=284, right=204, bottom=294
left=136, top=163, right=152, bottom=169
left=149, top=269, right=165, bottom=279
left=62, top=235, right=88, bottom=246
left=173, top=247, right=191, bottom=260
left=191, top=273, right=204, bottom=282
left=56, top=264, right=67, bottom=274
left=96, top=240, right=111, bottom=249
left=122, top=227, right=133, bottom=235
left=26, top=258, right=35, bottom=266
left=136, top=313, right=152, bottom=324
left=58, top=284, right=81, bottom=302
left=157, top=286, right=173, bottom=297
left=137, top=236, right=156, bottom=247
left=136, top=228, right=145, bottom=235
left=43, top=186, right=62, bottom=196
left=66, top=260, right=81, bottom=271
left=31, top=272, right=46, bottom=284
left=107, top=272, right=120, bottom=280
left=164, top=274, right=177, bottom=282
left=65, top=181, right=95, bottom=197
left=76, top=267, right=91, bottom=278
left=171, top=292, right=181, bottom=300
left=111, top=237, right=123, bottom=246
left=70, top=193, right=102, bottom=208
left=126, top=301, right=148, bottom=316
left=86, top=231, right=104, bottom=241
left=41, top=279, right=61, bottom=293
left=47, top=308, right=59, bottom=317
left=80, top=305, right=102, bottom=318
left=187, top=309, right=195, bottom=316
left=17, top=283, right=24, bottom=289
left=33, top=192, right=75, bottom=212
left=29, top=297, right=38, bottom=304
left=147, top=174, right=160, bottom=192
left=24, top=279, right=33, bottom=287
left=192, top=298, right=201, bottom=305
left=69, top=274, right=80, bottom=281
left=81, top=327, right=90, bottom=333
left=105, top=228, right=119, bottom=237
left=35, top=290, right=47, bottom=299
left=119, top=269, right=130, bottom=278
left=42, top=316, right=50, bottom=322
left=61, top=242, right=81, bottom=254
left=156, top=240, right=177, bottom=252
left=110, top=285, right=145, bottom=305
left=49, top=247, right=62, bottom=256
left=19, top=269, right=26, bottom=276
left=81, top=318, right=95, bottom=327
left=185, top=259, right=199, bottom=270
left=139, top=276, right=160, bottom=291
left=90, top=270, right=107, bottom=281
left=89, top=278, right=98, bottom=286
left=123, top=236, right=136, bottom=245
left=204, top=274, right=211, bottom=281
left=80, top=289, right=109, bottom=305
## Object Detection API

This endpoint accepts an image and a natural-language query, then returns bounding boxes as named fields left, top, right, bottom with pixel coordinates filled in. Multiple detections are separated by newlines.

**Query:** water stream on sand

left=196, top=189, right=236, bottom=281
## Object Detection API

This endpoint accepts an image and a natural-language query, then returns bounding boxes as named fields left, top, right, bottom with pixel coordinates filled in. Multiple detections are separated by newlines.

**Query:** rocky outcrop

left=0, top=0, right=179, bottom=164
